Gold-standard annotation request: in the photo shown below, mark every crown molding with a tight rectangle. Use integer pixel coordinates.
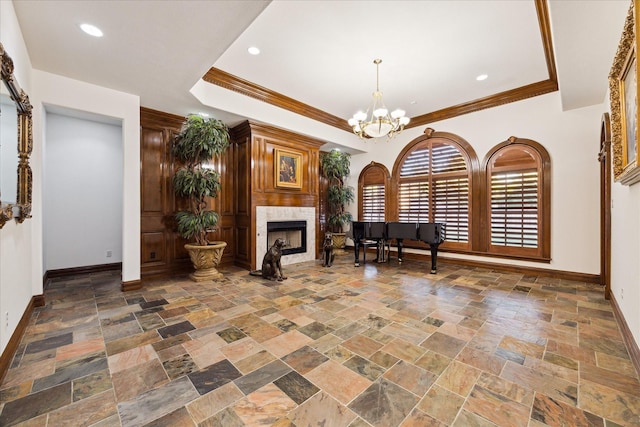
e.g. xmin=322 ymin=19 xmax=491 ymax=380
xmin=203 ymin=68 xmax=352 ymax=133
xmin=202 ymin=0 xmax=558 ymax=132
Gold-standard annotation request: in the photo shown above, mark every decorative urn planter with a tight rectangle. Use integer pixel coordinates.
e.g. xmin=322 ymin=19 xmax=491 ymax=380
xmin=184 ymin=241 xmax=227 ymax=282
xmin=331 ymin=232 xmax=347 ymax=250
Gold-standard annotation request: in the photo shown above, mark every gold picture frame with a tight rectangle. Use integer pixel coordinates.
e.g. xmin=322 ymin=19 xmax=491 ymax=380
xmin=609 ymin=1 xmax=640 ymax=185
xmin=275 ymin=148 xmax=302 ymax=189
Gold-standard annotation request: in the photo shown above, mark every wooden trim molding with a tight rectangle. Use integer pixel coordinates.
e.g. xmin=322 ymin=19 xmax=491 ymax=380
xmin=44 ymin=263 xmax=122 ymax=289
xmin=140 ymin=106 xmax=185 ymax=128
xmin=0 ymin=295 xmax=43 ymax=384
xmin=202 ymin=0 xmax=558 ymax=131
xmin=535 ymin=0 xmax=558 ymax=82
xmin=610 ymin=293 xmax=640 ymax=379
xmin=408 ymin=79 xmax=558 ymax=128
xmin=45 ymin=263 xmax=122 ymax=280
xmin=203 ymin=68 xmax=352 ymax=133
xmin=121 ymin=280 xmax=143 ymax=292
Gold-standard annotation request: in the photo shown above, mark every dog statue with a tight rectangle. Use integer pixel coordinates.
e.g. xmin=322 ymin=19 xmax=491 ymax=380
xmin=322 ymin=232 xmax=335 ymax=267
xmin=250 ymin=238 xmax=288 ymax=281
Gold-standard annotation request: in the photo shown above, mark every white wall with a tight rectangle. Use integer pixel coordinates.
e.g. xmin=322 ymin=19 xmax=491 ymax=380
xmin=0 ymin=0 xmax=35 ymax=355
xmin=32 ymin=71 xmax=140 ymax=283
xmin=1 ymin=0 xmax=140 ymax=357
xmin=43 ymin=113 xmax=123 ymax=271
xmin=347 ymin=92 xmax=602 ymax=275
xmin=610 ymin=175 xmax=640 ymax=356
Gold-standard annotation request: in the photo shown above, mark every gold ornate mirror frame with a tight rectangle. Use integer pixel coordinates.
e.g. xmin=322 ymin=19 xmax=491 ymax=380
xmin=609 ymin=1 xmax=640 ymax=185
xmin=0 ymin=42 xmax=33 ymax=229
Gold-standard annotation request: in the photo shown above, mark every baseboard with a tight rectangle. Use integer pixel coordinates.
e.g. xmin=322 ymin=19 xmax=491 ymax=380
xmin=45 ymin=262 xmax=122 ymax=279
xmin=609 ymin=293 xmax=640 ymax=379
xmin=121 ymin=279 xmax=143 ymax=292
xmin=435 ymin=255 xmax=600 ymax=284
xmin=0 ymin=294 xmax=43 ymax=384
xmin=44 ymin=263 xmax=123 ymax=290
xmin=347 ymin=245 xmax=600 ymax=284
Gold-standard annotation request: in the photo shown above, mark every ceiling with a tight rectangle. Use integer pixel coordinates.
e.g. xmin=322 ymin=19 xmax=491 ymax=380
xmin=11 ymin=0 xmax=630 ymax=147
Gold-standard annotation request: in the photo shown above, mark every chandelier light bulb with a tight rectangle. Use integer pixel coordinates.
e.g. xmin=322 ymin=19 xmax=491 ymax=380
xmin=354 ymin=111 xmax=367 ymax=121
xmin=373 ymin=108 xmax=388 ymax=118
xmin=391 ymin=109 xmax=405 ymax=119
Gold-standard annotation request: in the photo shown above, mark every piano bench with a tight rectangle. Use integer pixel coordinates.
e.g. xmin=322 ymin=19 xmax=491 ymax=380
xmin=354 ymin=240 xmax=376 ymax=267
xmin=355 ymin=239 xmax=390 ymax=266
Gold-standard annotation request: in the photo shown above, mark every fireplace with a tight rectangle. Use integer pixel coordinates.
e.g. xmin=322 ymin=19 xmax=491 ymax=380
xmin=267 ymin=221 xmax=307 ymax=256
xmin=256 ymin=206 xmax=316 ymax=267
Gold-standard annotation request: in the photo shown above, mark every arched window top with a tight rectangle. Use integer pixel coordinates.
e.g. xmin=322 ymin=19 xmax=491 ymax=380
xmin=483 ymin=136 xmax=550 ymax=173
xmin=393 ymin=128 xmax=479 ymax=179
xmin=359 ymin=161 xmax=391 ymax=184
xmin=491 ymin=146 xmax=537 ymax=169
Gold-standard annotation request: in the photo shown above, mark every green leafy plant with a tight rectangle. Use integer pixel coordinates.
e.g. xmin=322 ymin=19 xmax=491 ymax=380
xmin=320 ymin=149 xmax=355 ymax=233
xmin=173 ymin=115 xmax=229 ymax=246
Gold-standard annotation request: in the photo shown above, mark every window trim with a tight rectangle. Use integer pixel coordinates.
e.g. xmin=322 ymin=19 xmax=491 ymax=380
xmin=482 ymin=136 xmax=551 ymax=260
xmin=358 ymin=161 xmax=391 ymax=221
xmin=390 ymin=128 xmax=480 ymax=251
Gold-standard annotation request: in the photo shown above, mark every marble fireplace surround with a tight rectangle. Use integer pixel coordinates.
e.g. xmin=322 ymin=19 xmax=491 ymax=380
xmin=256 ymin=206 xmax=316 ymax=266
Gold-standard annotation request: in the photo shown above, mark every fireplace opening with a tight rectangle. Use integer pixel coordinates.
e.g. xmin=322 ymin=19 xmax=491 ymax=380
xmin=267 ymin=220 xmax=307 ymax=256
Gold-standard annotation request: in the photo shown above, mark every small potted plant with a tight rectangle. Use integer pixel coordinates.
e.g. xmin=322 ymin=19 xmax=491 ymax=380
xmin=320 ymin=149 xmax=355 ymax=249
xmin=173 ymin=114 xmax=230 ymax=281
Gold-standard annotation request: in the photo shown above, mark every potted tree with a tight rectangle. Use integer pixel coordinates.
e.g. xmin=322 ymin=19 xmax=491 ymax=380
xmin=173 ymin=114 xmax=230 ymax=281
xmin=320 ymin=149 xmax=355 ymax=249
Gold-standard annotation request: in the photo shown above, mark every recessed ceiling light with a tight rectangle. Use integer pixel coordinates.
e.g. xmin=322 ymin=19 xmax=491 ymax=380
xmin=476 ymin=74 xmax=488 ymax=81
xmin=80 ymin=23 xmax=103 ymax=37
xmin=248 ymin=46 xmax=260 ymax=55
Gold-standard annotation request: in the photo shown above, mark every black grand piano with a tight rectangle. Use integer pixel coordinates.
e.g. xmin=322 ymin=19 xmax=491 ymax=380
xmin=350 ymin=221 xmax=446 ymax=273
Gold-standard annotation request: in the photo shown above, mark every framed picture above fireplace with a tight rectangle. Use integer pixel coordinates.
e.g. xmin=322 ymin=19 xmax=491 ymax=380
xmin=275 ymin=148 xmax=302 ymax=189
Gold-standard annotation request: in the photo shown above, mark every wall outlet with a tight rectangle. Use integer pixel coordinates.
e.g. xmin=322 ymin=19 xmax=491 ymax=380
xmin=621 ymin=288 xmax=624 ymax=300
xmin=106 ymin=250 xmax=112 ymax=258
xmin=5 ymin=311 xmax=8 ymax=329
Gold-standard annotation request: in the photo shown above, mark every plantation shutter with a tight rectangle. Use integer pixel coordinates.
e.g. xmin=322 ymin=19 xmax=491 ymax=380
xmin=399 ymin=181 xmax=430 ymax=222
xmin=487 ymin=144 xmax=543 ymax=257
xmin=359 ymin=163 xmax=389 ymax=221
xmin=490 ymin=170 xmax=538 ymax=247
xmin=431 ymin=142 xmax=469 ymax=243
xmin=397 ymin=140 xmax=470 ymax=246
xmin=362 ymin=184 xmax=385 ymax=221
xmin=433 ymin=177 xmax=468 ymax=242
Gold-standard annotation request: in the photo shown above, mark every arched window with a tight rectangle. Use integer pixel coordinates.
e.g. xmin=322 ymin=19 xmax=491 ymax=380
xmin=392 ymin=129 xmax=478 ymax=250
xmin=358 ymin=162 xmax=390 ymax=221
xmin=484 ymin=137 xmax=550 ymax=259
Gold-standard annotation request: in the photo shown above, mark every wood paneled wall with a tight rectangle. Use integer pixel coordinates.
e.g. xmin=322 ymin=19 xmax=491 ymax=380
xmin=140 ymin=108 xmax=188 ymax=278
xmin=140 ymin=110 xmax=325 ymax=277
xmin=231 ymin=121 xmax=324 ymax=270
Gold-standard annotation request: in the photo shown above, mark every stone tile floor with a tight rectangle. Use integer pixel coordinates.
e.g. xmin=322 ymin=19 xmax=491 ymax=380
xmin=1 ymin=255 xmax=640 ymax=426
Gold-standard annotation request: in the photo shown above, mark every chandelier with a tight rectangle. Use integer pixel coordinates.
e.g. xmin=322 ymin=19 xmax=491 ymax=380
xmin=348 ymin=59 xmax=409 ymax=140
